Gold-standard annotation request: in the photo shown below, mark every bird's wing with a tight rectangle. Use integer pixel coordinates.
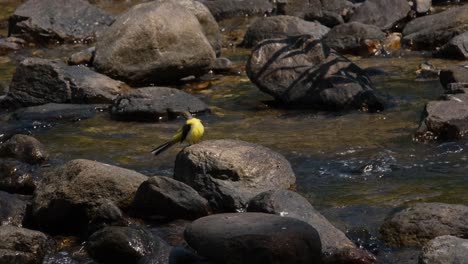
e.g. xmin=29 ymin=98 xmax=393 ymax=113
xmin=180 ymin=123 xmax=192 ymax=143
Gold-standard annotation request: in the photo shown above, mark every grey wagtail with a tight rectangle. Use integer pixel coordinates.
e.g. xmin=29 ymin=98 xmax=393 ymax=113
xmin=151 ymin=111 xmax=205 ymax=155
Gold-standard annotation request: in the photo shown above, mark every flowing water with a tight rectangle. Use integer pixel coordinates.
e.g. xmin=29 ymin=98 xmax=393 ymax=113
xmin=1 ymin=0 xmax=468 ymax=262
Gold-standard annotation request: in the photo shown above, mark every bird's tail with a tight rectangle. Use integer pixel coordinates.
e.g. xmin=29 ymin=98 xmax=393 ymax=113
xmin=150 ymin=139 xmax=177 ymax=156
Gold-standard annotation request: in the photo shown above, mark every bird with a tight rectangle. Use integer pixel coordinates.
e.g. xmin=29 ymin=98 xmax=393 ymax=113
xmin=150 ymin=111 xmax=205 ymax=156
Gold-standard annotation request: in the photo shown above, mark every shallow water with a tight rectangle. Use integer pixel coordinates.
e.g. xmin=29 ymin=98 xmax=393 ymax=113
xmin=1 ymin=0 xmax=468 ymax=262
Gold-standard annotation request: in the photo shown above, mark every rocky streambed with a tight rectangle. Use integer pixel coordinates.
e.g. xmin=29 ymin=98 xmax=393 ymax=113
xmin=1 ymin=0 xmax=468 ymax=264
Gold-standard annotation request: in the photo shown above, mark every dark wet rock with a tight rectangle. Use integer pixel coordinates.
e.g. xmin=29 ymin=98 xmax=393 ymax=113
xmin=197 ymin=0 xmax=273 ymax=20
xmin=349 ymin=0 xmax=410 ymax=30
xmin=0 ymin=191 xmax=30 ymax=226
xmin=242 ymin=15 xmax=329 ymax=48
xmin=0 ymin=159 xmax=39 ymax=194
xmin=68 ymin=47 xmax=95 ymax=66
xmin=412 ymin=0 xmax=432 ymax=13
xmin=185 ymin=213 xmax=322 ymax=264
xmin=403 ymin=5 xmax=468 ymax=50
xmin=209 ymin=57 xmax=233 ymax=73
xmin=94 ymin=1 xmax=215 ymax=86
xmin=132 ymin=176 xmax=210 ymax=221
xmin=168 ymin=245 xmax=212 ymax=264
xmin=419 ymin=235 xmax=468 ymax=264
xmin=0 ymin=225 xmax=50 ymax=264
xmin=439 ymin=66 xmax=468 ymax=90
xmin=415 ymin=93 xmax=468 ymax=141
xmin=42 ymin=252 xmax=82 ymax=264
xmin=111 ymin=87 xmax=208 ymax=122
xmin=246 ymin=35 xmax=386 ymax=112
xmin=10 ymin=103 xmax=109 ymax=123
xmin=380 ymin=203 xmax=468 ymax=247
xmin=278 ymin=0 xmax=323 ymax=20
xmin=174 ymin=139 xmax=296 ymax=212
xmin=323 ymin=22 xmax=386 ymax=56
xmin=87 ymin=226 xmax=171 ymax=264
xmin=433 ymin=32 xmax=468 ymax=60
xmin=247 ymin=190 xmax=376 ymax=264
xmin=31 ymin=159 xmax=147 ymax=235
xmin=310 ymin=0 xmax=355 ymax=27
xmin=0 ymin=134 xmax=48 ymax=164
xmin=87 ymin=200 xmax=126 ymax=236
xmin=3 ymin=58 xmax=128 ymax=109
xmin=8 ymin=0 xmax=114 ymax=44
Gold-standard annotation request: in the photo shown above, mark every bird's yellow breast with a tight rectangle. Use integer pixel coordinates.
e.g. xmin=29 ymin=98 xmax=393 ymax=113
xmin=186 ymin=118 xmax=204 ymax=144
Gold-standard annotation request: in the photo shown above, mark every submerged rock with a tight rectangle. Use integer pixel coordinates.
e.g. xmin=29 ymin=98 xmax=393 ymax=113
xmin=247 ymin=190 xmax=376 ymax=264
xmin=0 ymin=225 xmax=50 ymax=264
xmin=185 ymin=213 xmax=322 ymax=264
xmin=433 ymin=32 xmax=468 ymax=60
xmin=11 ymin=103 xmax=108 ymax=123
xmin=349 ymin=0 xmax=410 ymax=30
xmin=247 ymin=35 xmax=386 ymax=112
xmin=31 ymin=159 xmax=147 ymax=235
xmin=0 ymin=191 xmax=30 ymax=226
xmin=197 ymin=0 xmax=273 ymax=20
xmin=419 ymin=235 xmax=468 ymax=264
xmin=94 ymin=1 xmax=215 ymax=86
xmin=242 ymin=15 xmax=329 ymax=48
xmin=132 ymin=176 xmax=210 ymax=221
xmin=110 ymin=87 xmax=209 ymax=122
xmin=0 ymin=134 xmax=48 ymax=164
xmin=8 ymin=0 xmax=114 ymax=44
xmin=380 ymin=203 xmax=468 ymax=247
xmin=0 ymin=159 xmax=39 ymax=194
xmin=174 ymin=139 xmax=296 ymax=212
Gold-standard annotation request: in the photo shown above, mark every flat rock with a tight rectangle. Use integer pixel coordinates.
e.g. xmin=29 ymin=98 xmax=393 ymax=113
xmin=8 ymin=0 xmax=114 ymax=44
xmin=0 ymin=159 xmax=39 ymax=194
xmin=0 ymin=134 xmax=48 ymax=164
xmin=0 ymin=225 xmax=50 ymax=264
xmin=174 ymin=139 xmax=296 ymax=212
xmin=94 ymin=1 xmax=215 ymax=86
xmin=433 ymin=32 xmax=468 ymax=60
xmin=197 ymin=0 xmax=273 ymax=20
xmin=380 ymin=203 xmax=468 ymax=247
xmin=10 ymin=103 xmax=109 ymax=122
xmin=420 ymin=235 xmax=468 ymax=264
xmin=110 ymin=87 xmax=209 ymax=122
xmin=185 ymin=213 xmax=322 ymax=264
xmin=132 ymin=176 xmax=210 ymax=221
xmin=0 ymin=191 xmax=30 ymax=226
xmin=31 ymin=159 xmax=147 ymax=235
xmin=242 ymin=15 xmax=329 ymax=48
xmin=247 ymin=35 xmax=386 ymax=111
xmin=349 ymin=0 xmax=410 ymax=30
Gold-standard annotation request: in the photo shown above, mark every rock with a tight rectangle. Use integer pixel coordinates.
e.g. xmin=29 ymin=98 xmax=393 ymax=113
xmin=68 ymin=47 xmax=95 ymax=66
xmin=8 ymin=0 xmax=114 ymax=43
xmin=413 ymin=0 xmax=432 ymax=13
xmin=323 ymin=22 xmax=386 ymax=56
xmin=0 ymin=134 xmax=48 ymax=164
xmin=434 ymin=32 xmax=468 ymax=60
xmin=242 ymin=15 xmax=329 ymax=48
xmin=110 ymin=87 xmax=209 ymax=122
xmin=209 ymin=57 xmax=233 ymax=73
xmin=419 ymin=235 xmax=468 ymax=264
xmin=0 ymin=159 xmax=39 ymax=194
xmin=174 ymin=139 xmax=296 ymax=212
xmin=3 ymin=58 xmax=128 ymax=109
xmin=349 ymin=0 xmax=410 ymax=30
xmin=94 ymin=1 xmax=216 ymax=86
xmin=197 ymin=0 xmax=273 ymax=20
xmin=247 ymin=190 xmax=376 ymax=264
xmin=0 ymin=225 xmax=50 ymax=264
xmin=0 ymin=191 xmax=30 ymax=226
xmin=0 ymin=38 xmax=22 ymax=55
xmin=439 ymin=66 xmax=468 ymax=90
xmin=380 ymin=203 xmax=468 ymax=247
xmin=87 ymin=226 xmax=171 ymax=264
xmin=403 ymin=5 xmax=468 ymax=50
xmin=10 ymin=103 xmax=109 ymax=123
xmin=31 ymin=159 xmax=147 ymax=235
xmin=132 ymin=176 xmax=210 ymax=221
xmin=246 ymin=35 xmax=386 ymax=112
xmin=168 ymin=245 xmax=213 ymax=264
xmin=415 ymin=93 xmax=468 ymax=141
xmin=87 ymin=200 xmax=125 ymax=236
xmin=185 ymin=213 xmax=322 ymax=264
xmin=278 ymin=0 xmax=323 ymax=20
xmin=305 ymin=0 xmax=355 ymax=27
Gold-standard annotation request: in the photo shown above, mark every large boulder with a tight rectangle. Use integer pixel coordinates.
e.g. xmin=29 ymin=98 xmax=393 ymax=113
xmin=31 ymin=159 xmax=147 ymax=235
xmin=247 ymin=190 xmax=376 ymax=264
xmin=380 ymin=203 xmax=468 ymax=247
xmin=242 ymin=15 xmax=329 ymax=48
xmin=0 ymin=191 xmax=30 ymax=227
xmin=131 ymin=176 xmax=210 ymax=221
xmin=419 ymin=235 xmax=468 ymax=264
xmin=196 ymin=0 xmax=273 ymax=20
xmin=349 ymin=0 xmax=410 ymax=30
xmin=403 ymin=5 xmax=468 ymax=50
xmin=433 ymin=32 xmax=468 ymax=60
xmin=247 ymin=35 xmax=386 ymax=112
xmin=8 ymin=0 xmax=114 ymax=44
xmin=93 ymin=1 xmax=216 ymax=86
xmin=0 ymin=226 xmax=50 ymax=264
xmin=0 ymin=159 xmax=40 ymax=194
xmin=322 ymin=22 xmax=386 ymax=56
xmin=174 ymin=139 xmax=296 ymax=212
xmin=3 ymin=58 xmax=128 ymax=109
xmin=184 ymin=213 xmax=322 ymax=264
xmin=110 ymin=87 xmax=209 ymax=122
xmin=0 ymin=134 xmax=48 ymax=164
